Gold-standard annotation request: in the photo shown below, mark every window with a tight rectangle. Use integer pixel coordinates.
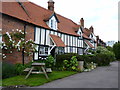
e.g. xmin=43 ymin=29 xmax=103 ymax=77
xmin=77 ymin=48 xmax=83 ymax=55
xmin=51 ymin=20 xmax=53 ymax=28
xmin=39 ymin=46 xmax=48 ymax=54
xmin=58 ymin=47 xmax=64 ymax=54
xmin=55 ymin=21 xmax=56 ymax=30
xmin=70 ymin=47 xmax=73 ymax=53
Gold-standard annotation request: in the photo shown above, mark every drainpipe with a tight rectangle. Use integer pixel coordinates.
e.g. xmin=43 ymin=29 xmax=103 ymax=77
xmin=22 ymin=23 xmax=27 ymax=65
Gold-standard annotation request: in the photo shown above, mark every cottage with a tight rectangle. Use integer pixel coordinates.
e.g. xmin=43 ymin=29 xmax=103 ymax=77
xmin=1 ymin=0 xmax=99 ymax=64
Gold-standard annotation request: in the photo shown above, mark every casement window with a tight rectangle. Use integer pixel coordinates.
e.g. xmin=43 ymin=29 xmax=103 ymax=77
xmin=58 ymin=47 xmax=64 ymax=54
xmin=55 ymin=21 xmax=57 ymax=30
xmin=51 ymin=20 xmax=53 ymax=28
xmin=70 ymin=47 xmax=73 ymax=53
xmin=77 ymin=48 xmax=83 ymax=55
xmin=39 ymin=46 xmax=49 ymax=54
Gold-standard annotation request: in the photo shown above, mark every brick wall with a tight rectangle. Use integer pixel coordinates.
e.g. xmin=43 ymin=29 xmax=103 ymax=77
xmin=2 ymin=14 xmax=34 ymax=64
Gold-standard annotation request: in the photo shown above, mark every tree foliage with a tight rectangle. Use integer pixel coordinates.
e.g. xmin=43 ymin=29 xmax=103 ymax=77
xmin=113 ymin=41 xmax=120 ymax=60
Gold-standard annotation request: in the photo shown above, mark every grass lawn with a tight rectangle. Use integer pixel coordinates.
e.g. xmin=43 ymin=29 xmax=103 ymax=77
xmin=2 ymin=71 xmax=77 ymax=87
xmin=0 ymin=80 xmax=2 ymax=86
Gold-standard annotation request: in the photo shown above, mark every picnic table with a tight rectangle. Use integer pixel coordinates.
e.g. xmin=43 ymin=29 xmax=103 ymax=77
xmin=24 ymin=63 xmax=49 ymax=79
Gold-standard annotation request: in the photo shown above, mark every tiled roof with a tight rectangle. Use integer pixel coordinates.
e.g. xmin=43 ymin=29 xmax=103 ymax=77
xmin=1 ymin=0 xmax=80 ymax=36
xmin=85 ymin=40 xmax=94 ymax=48
xmin=49 ymin=34 xmax=66 ymax=47
xmin=83 ymin=28 xmax=92 ymax=37
xmin=82 ymin=33 xmax=91 ymax=40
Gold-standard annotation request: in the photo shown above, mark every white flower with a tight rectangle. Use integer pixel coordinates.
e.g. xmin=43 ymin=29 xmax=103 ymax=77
xmin=21 ymin=38 xmax=24 ymax=41
xmin=25 ymin=32 xmax=27 ymax=34
xmin=21 ymin=32 xmax=24 ymax=34
xmin=4 ymin=47 xmax=7 ymax=49
xmin=12 ymin=44 xmax=15 ymax=47
xmin=3 ymin=56 xmax=6 ymax=59
xmin=16 ymin=40 xmax=21 ymax=47
xmin=30 ymin=39 xmax=33 ymax=41
xmin=16 ymin=29 xmax=19 ymax=31
xmin=24 ymin=51 xmax=27 ymax=53
xmin=10 ymin=51 xmax=12 ymax=53
xmin=19 ymin=30 xmax=22 ymax=32
xmin=12 ymin=29 xmax=14 ymax=32
xmin=18 ymin=47 xmax=20 ymax=51
xmin=12 ymin=41 xmax=15 ymax=43
xmin=3 ymin=43 xmax=6 ymax=46
xmin=2 ymin=54 xmax=5 ymax=56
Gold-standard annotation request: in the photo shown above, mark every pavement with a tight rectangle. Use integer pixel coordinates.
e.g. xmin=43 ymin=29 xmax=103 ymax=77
xmin=33 ymin=61 xmax=119 ymax=88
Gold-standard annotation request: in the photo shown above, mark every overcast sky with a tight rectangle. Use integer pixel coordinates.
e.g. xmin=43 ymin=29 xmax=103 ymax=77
xmin=29 ymin=0 xmax=119 ymax=42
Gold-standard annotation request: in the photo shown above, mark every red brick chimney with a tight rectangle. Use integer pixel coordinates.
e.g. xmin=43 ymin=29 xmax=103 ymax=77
xmin=80 ymin=18 xmax=84 ymax=27
xmin=48 ymin=0 xmax=55 ymax=11
xmin=89 ymin=26 xmax=94 ymax=33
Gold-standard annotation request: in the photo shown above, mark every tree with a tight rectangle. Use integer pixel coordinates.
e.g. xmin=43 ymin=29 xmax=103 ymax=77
xmin=113 ymin=42 xmax=120 ymax=60
xmin=106 ymin=46 xmax=113 ymax=52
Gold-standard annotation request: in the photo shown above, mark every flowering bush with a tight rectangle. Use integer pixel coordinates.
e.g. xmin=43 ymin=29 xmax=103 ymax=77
xmin=2 ymin=29 xmax=36 ymax=59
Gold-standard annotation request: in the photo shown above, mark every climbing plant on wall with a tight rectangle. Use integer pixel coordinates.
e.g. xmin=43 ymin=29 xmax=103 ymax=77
xmin=2 ymin=29 xmax=36 ymax=59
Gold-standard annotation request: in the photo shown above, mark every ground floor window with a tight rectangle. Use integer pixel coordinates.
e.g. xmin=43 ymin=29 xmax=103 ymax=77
xmin=77 ymin=48 xmax=83 ymax=55
xmin=57 ymin=47 xmax=64 ymax=54
xmin=70 ymin=47 xmax=73 ymax=53
xmin=39 ymin=46 xmax=49 ymax=54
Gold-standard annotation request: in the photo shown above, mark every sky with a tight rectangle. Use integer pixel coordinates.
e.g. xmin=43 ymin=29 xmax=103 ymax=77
xmin=29 ymin=0 xmax=119 ymax=42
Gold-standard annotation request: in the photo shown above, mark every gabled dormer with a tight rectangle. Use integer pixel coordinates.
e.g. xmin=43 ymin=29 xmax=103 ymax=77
xmin=89 ymin=26 xmax=97 ymax=41
xmin=77 ymin=27 xmax=82 ymax=37
xmin=44 ymin=0 xmax=60 ymax=30
xmin=44 ymin=12 xmax=59 ymax=30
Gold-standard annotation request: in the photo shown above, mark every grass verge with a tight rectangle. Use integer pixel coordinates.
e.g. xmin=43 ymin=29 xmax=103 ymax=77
xmin=2 ymin=71 xmax=77 ymax=87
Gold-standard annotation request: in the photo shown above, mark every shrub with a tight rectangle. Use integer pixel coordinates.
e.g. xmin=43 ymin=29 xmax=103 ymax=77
xmin=15 ymin=64 xmax=27 ymax=75
xmin=95 ymin=53 xmax=110 ymax=66
xmin=15 ymin=61 xmax=33 ymax=75
xmin=106 ymin=46 xmax=113 ymax=52
xmin=56 ymin=53 xmax=78 ymax=68
xmin=113 ymin=42 xmax=120 ymax=60
xmin=45 ymin=55 xmax=55 ymax=68
xmin=2 ymin=61 xmax=16 ymax=79
xmin=63 ymin=56 xmax=78 ymax=71
xmin=94 ymin=46 xmax=115 ymax=66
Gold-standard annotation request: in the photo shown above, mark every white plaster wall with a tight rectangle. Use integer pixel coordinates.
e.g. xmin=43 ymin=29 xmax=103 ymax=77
xmin=41 ymin=29 xmax=45 ymax=45
xmin=70 ymin=36 xmax=72 ymax=46
xmin=64 ymin=35 xmax=66 ymax=45
xmin=34 ymin=45 xmax=39 ymax=60
xmin=73 ymin=37 xmax=75 ymax=46
xmin=35 ymin=27 xmax=40 ymax=44
xmin=68 ymin=35 xmax=70 ymax=46
xmin=46 ymin=30 xmax=50 ymax=45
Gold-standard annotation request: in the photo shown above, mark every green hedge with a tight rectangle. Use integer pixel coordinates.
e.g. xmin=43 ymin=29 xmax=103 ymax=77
xmin=56 ymin=51 xmax=115 ymax=68
xmin=2 ymin=62 xmax=16 ymax=79
xmin=56 ymin=53 xmax=96 ymax=68
xmin=56 ymin=53 xmax=78 ymax=68
xmin=2 ymin=61 xmax=32 ymax=79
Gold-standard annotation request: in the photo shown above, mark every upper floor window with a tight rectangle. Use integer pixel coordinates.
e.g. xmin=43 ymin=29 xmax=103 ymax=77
xmin=51 ymin=20 xmax=53 ymax=28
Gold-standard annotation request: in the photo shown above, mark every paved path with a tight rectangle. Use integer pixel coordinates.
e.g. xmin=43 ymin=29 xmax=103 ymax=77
xmin=34 ymin=61 xmax=119 ymax=88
